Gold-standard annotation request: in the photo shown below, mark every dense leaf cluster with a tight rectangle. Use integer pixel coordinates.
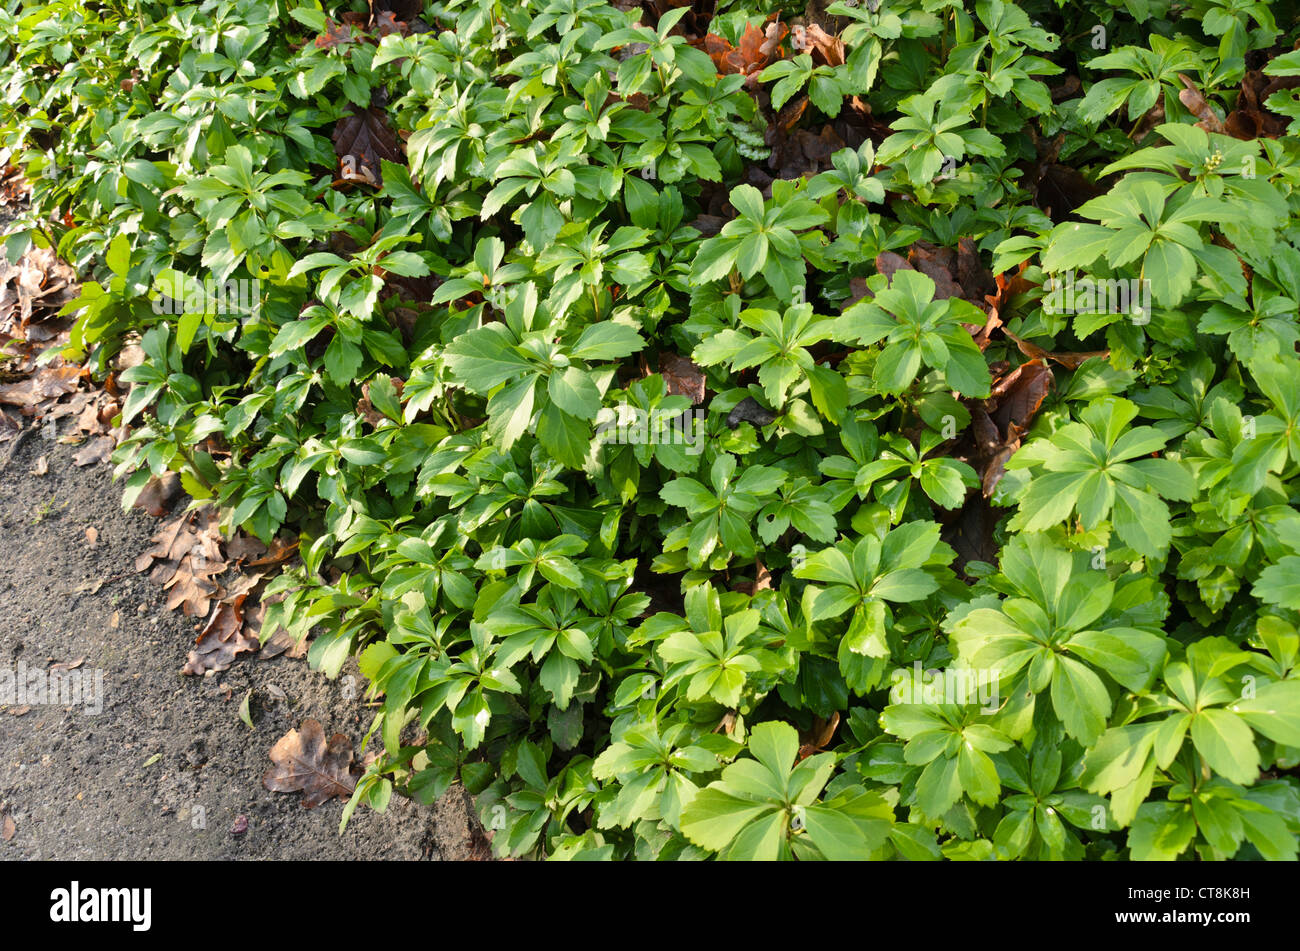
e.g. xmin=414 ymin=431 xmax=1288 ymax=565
xmin=3 ymin=0 xmax=1300 ymax=859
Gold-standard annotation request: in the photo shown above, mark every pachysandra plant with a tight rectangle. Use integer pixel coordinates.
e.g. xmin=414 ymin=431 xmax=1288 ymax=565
xmin=3 ymin=0 xmax=1299 ymax=861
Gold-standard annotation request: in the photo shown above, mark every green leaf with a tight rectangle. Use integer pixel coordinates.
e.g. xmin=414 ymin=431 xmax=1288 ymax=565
xmin=1190 ymin=708 xmax=1260 ymax=785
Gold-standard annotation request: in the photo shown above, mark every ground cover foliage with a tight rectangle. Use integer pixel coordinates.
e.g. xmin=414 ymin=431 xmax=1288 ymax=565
xmin=3 ymin=0 xmax=1300 ymax=859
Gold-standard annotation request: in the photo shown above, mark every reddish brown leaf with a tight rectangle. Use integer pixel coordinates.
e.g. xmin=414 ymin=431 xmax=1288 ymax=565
xmin=980 ymin=421 xmax=1024 ymax=499
xmin=658 ymin=352 xmax=706 ymax=405
xmin=314 ymin=18 xmax=362 ymax=50
xmin=688 ymin=213 xmax=727 ymax=237
xmin=955 ymin=237 xmax=996 ymax=302
xmin=332 ymin=106 xmax=403 ymax=187
xmin=247 ymin=535 xmax=298 ymax=568
xmin=874 ymin=251 xmax=913 ymax=286
xmin=370 ymin=0 xmax=423 ymax=20
xmin=263 ymin=719 xmax=358 ymax=808
xmin=1002 ymin=328 xmax=1107 ymax=370
xmin=909 ymin=242 xmax=964 ymax=300
xmin=844 ymin=276 xmax=871 ymax=309
xmin=259 ymin=628 xmax=309 ymax=661
xmin=1050 ymin=75 xmax=1082 ymax=103
xmin=989 ymin=359 xmax=1053 ymax=438
xmin=0 ymin=365 xmax=81 ymax=409
xmin=941 ymin=493 xmax=1001 ymax=574
xmin=793 ymin=23 xmax=845 ymax=68
xmin=132 ymin=472 xmax=183 ymax=518
xmin=182 ymin=594 xmax=258 ymax=676
xmin=1178 ymin=74 xmax=1226 ymax=135
xmin=71 ymin=435 xmax=114 ymax=467
xmin=137 ymin=511 xmax=227 ymax=616
xmin=375 ymin=10 xmax=408 ymax=37
xmin=797 ymin=712 xmax=840 ymax=761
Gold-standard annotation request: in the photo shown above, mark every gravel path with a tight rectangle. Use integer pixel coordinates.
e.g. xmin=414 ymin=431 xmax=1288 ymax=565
xmin=0 ymin=434 xmax=480 ymax=860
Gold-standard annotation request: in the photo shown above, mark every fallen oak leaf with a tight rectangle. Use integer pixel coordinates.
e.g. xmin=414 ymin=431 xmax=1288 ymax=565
xmin=989 ymin=360 xmax=1053 ymax=438
xmin=259 ymin=628 xmax=309 ymax=660
xmin=332 ymin=105 xmax=403 ymax=187
xmin=658 ymin=352 xmax=707 ymax=405
xmin=726 ymin=396 xmax=777 ymax=429
xmin=71 ymin=435 xmax=114 ymax=467
xmin=182 ymin=594 xmax=258 ymax=676
xmin=1001 ymin=328 xmax=1107 ymax=370
xmin=132 ymin=472 xmax=183 ymax=517
xmin=314 ymin=18 xmax=363 ymax=50
xmin=162 ymin=551 xmax=225 ymax=616
xmin=0 ymin=365 xmax=81 ymax=409
xmin=246 ymin=535 xmax=298 ymax=567
xmin=797 ymin=711 xmax=840 ymax=761
xmin=263 ymin=719 xmax=358 ymax=808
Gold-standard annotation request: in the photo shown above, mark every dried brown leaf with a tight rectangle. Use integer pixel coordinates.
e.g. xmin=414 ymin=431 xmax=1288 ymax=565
xmin=658 ymin=353 xmax=706 ymax=405
xmin=132 ymin=472 xmax=183 ymax=518
xmin=332 ymin=106 xmax=403 ymax=187
xmin=72 ymin=435 xmax=114 ymax=467
xmin=1178 ymin=74 xmax=1226 ymax=135
xmin=0 ymin=365 xmax=81 ymax=409
xmin=182 ymin=595 xmax=257 ymax=676
xmin=263 ymin=719 xmax=358 ymax=808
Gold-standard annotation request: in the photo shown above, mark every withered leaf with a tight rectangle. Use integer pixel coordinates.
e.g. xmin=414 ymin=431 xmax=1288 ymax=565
xmin=71 ymin=435 xmax=114 ymax=467
xmin=0 ymin=365 xmax=81 ymax=409
xmin=375 ymin=10 xmax=408 ymax=37
xmin=874 ymin=251 xmax=913 ymax=286
xmin=247 ymin=535 xmax=298 ymax=567
xmin=314 ymin=18 xmax=362 ymax=50
xmin=982 ymin=422 xmax=1023 ymax=499
xmin=259 ymin=628 xmax=309 ymax=661
xmin=332 ymin=106 xmax=403 ymax=187
xmin=942 ymin=493 xmax=1001 ymax=575
xmin=687 ymin=213 xmax=727 ymax=237
xmin=989 ymin=359 xmax=1054 ymax=437
xmin=844 ymin=276 xmax=871 ymax=309
xmin=263 ymin=719 xmax=358 ymax=808
xmin=223 ymin=531 xmax=267 ymax=564
xmin=704 ymin=18 xmax=787 ymax=84
xmin=1178 ymin=74 xmax=1226 ymax=135
xmin=182 ymin=594 xmax=258 ymax=676
xmin=132 ymin=472 xmax=183 ymax=518
xmin=793 ymin=24 xmax=844 ymax=69
xmin=1002 ymin=328 xmax=1107 ymax=370
xmin=163 ymin=558 xmax=224 ymax=617
xmin=909 ymin=243 xmax=965 ymax=300
xmin=137 ymin=511 xmax=227 ymax=616
xmin=370 ymin=0 xmax=422 ymax=20
xmin=658 ymin=353 xmax=706 ymax=405
xmin=797 ymin=712 xmax=840 ymax=761
xmin=726 ymin=396 xmax=777 ymax=429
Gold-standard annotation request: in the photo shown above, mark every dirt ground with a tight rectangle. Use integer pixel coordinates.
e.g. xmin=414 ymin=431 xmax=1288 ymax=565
xmin=0 ymin=433 xmax=480 ymax=860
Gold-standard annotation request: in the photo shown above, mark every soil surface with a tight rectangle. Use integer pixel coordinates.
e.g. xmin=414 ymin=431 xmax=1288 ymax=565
xmin=0 ymin=433 xmax=480 ymax=860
